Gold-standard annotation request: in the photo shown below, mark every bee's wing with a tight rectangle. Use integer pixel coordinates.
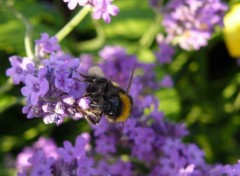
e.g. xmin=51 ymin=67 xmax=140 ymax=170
xmin=84 ymin=111 xmax=101 ymax=125
xmin=87 ymin=66 xmax=105 ymax=78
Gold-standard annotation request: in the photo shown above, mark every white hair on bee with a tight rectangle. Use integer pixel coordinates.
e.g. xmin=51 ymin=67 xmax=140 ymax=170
xmin=87 ymin=66 xmax=105 ymax=78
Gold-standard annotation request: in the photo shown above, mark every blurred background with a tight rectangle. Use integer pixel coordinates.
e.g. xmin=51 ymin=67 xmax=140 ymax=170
xmin=0 ymin=0 xmax=239 ymax=175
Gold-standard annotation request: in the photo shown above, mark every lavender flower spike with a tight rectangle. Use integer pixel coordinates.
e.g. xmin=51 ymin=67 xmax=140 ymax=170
xmin=162 ymin=0 xmax=228 ymax=50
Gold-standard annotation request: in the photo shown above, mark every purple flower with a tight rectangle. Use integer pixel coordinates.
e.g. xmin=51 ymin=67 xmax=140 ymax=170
xmin=35 ymin=33 xmax=60 ymax=55
xmin=179 ymin=164 xmax=196 ymax=175
xmin=92 ymin=0 xmax=119 ymax=23
xmin=210 ymin=161 xmax=240 ymax=176
xmin=77 ymin=54 xmax=93 ymax=75
xmin=123 ymin=118 xmax=137 ymax=135
xmin=184 ymin=144 xmax=205 ymax=166
xmin=68 ymin=81 xmax=85 ymax=98
xmin=155 ymin=43 xmax=175 ymax=64
xmin=131 ymin=127 xmax=155 ymax=161
xmin=53 ymin=58 xmax=81 ymax=93
xmin=149 ymin=0 xmax=162 ymax=8
xmin=17 ymin=150 xmax=54 ymax=176
xmin=16 ymin=147 xmax=34 ymax=171
xmin=77 ymin=155 xmax=98 ymax=176
xmin=6 ymin=34 xmax=90 ymax=125
xmin=137 ymin=63 xmax=160 ymax=91
xmin=63 ymin=0 xmax=89 ymax=10
xmin=22 ymin=98 xmax=43 ymax=119
xmin=155 ymin=35 xmax=175 ymax=64
xmin=160 ymin=74 xmax=174 ymax=88
xmin=21 ymin=68 xmax=49 ymax=105
xmin=41 ymin=54 xmax=64 ymax=68
xmin=43 ymin=113 xmax=60 ymax=124
xmin=57 ymin=135 xmax=87 ymax=163
xmin=16 ymin=137 xmax=58 ymax=173
xmin=77 ymin=98 xmax=90 ymax=109
xmin=108 ymin=160 xmax=132 ymax=176
xmin=6 ymin=56 xmax=33 ymax=85
xmin=63 ymin=0 xmax=119 ymax=23
xmin=97 ymin=160 xmax=110 ymax=175
xmin=93 ymin=118 xmax=109 ymax=136
xmin=54 ymin=73 xmax=74 ymax=93
xmin=28 ymin=151 xmax=54 ymax=176
xmin=99 ymin=45 xmax=137 ymax=88
xmin=21 ymin=51 xmax=86 ymax=123
xmin=162 ymin=0 xmax=228 ymax=50
xmin=31 ymin=138 xmax=58 ymax=159
xmin=95 ymin=135 xmax=116 ymax=155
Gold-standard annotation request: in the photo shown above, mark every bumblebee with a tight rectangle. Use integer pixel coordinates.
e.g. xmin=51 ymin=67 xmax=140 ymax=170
xmin=76 ymin=66 xmax=134 ymax=125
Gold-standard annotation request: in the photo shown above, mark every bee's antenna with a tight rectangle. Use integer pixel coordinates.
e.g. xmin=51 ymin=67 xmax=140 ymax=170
xmin=79 ymin=73 xmax=89 ymax=78
xmin=126 ymin=67 xmax=135 ymax=94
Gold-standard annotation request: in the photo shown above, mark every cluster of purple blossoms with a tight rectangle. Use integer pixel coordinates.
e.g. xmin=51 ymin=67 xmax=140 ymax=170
xmin=16 ymin=113 xmax=240 ymax=175
xmin=210 ymin=162 xmax=240 ymax=175
xmin=159 ymin=0 xmax=228 ymax=51
xmin=6 ymin=33 xmax=93 ymax=125
xmin=13 ymin=106 xmax=212 ymax=176
xmin=63 ymin=0 xmax=119 ymax=23
xmin=17 ymin=133 xmax=98 ymax=176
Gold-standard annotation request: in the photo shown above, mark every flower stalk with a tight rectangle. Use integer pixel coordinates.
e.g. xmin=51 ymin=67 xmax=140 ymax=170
xmin=55 ymin=6 xmax=91 ymax=42
xmin=139 ymin=15 xmax=162 ymax=48
xmin=5 ymin=2 xmax=34 ymax=58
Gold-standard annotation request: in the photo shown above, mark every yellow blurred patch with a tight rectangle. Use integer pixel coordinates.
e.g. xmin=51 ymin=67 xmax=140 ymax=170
xmin=224 ymin=4 xmax=240 ymax=58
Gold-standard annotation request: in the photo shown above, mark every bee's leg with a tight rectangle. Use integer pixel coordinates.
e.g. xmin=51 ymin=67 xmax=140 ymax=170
xmin=86 ymin=110 xmax=102 ymax=124
xmin=79 ymin=73 xmax=88 ymax=78
xmin=85 ymin=78 xmax=109 ymax=84
xmin=84 ymin=114 xmax=99 ymax=125
xmin=83 ymin=92 xmax=103 ymax=98
xmin=76 ymin=110 xmax=98 ymax=125
xmin=89 ymin=103 xmax=102 ymax=109
xmin=75 ymin=105 xmax=101 ymax=125
xmin=79 ymin=73 xmax=109 ymax=83
xmin=78 ymin=74 xmax=96 ymax=83
xmin=93 ymin=78 xmax=109 ymax=83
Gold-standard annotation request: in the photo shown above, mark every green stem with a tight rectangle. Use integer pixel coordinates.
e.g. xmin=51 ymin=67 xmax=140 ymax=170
xmin=15 ymin=11 xmax=34 ymax=58
xmin=5 ymin=2 xmax=34 ymax=58
xmin=139 ymin=15 xmax=162 ymax=48
xmin=75 ymin=19 xmax=105 ymax=51
xmin=0 ymin=78 xmax=13 ymax=96
xmin=233 ymin=90 xmax=240 ymax=111
xmin=55 ymin=6 xmax=91 ymax=42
